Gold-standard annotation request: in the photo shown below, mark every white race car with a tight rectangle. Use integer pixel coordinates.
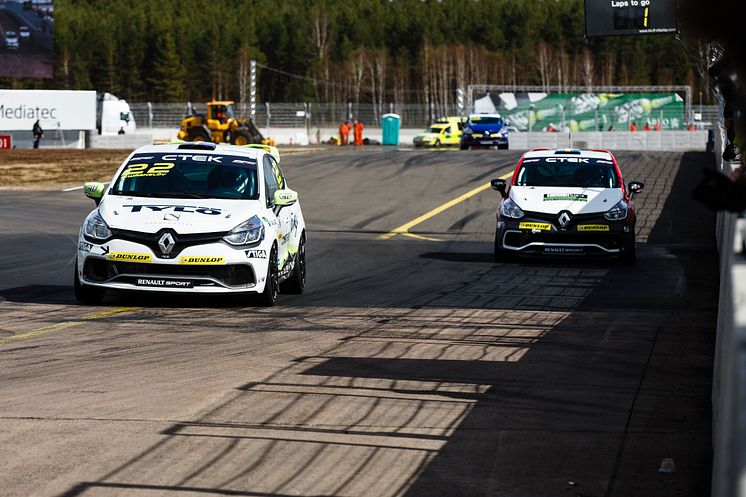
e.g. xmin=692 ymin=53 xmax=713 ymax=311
xmin=491 ymin=148 xmax=644 ymax=263
xmin=75 ymin=142 xmax=306 ymax=306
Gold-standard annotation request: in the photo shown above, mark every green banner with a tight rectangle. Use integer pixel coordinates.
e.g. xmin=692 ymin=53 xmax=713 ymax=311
xmin=475 ymin=93 xmax=685 ymax=131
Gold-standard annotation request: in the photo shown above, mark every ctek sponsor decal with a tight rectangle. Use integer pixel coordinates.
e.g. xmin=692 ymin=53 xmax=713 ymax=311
xmin=160 ymin=154 xmax=223 ymax=162
xmin=544 ymin=157 xmax=589 ymax=163
xmin=519 ymin=222 xmax=552 ymax=231
xmin=543 ymin=194 xmax=588 ymax=202
xmin=245 ymin=249 xmax=267 ymax=259
xmin=179 ymin=256 xmax=225 ymax=265
xmin=124 ymin=205 xmax=222 ymax=215
xmin=577 ymin=224 xmax=610 ymax=232
xmin=108 ymin=252 xmax=152 ymax=262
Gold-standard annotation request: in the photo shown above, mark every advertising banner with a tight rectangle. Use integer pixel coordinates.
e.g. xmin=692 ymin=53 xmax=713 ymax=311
xmin=0 ymin=90 xmax=96 ymax=131
xmin=474 ymin=92 xmax=685 ymax=131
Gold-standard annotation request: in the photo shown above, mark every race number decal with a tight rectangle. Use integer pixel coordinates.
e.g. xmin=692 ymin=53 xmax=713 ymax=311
xmin=121 ymin=162 xmax=175 ymax=178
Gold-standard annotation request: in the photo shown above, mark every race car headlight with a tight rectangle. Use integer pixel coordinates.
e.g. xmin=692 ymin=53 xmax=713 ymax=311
xmin=83 ymin=210 xmax=112 ymax=240
xmin=603 ymin=200 xmax=629 ymax=221
xmin=499 ymin=199 xmax=524 ymax=219
xmin=463 ymin=127 xmax=473 ymax=134
xmin=223 ymin=215 xmax=264 ymax=246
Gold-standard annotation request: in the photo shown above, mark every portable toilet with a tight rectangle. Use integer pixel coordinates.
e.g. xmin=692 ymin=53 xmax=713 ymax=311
xmin=382 ymin=113 xmax=401 ymax=146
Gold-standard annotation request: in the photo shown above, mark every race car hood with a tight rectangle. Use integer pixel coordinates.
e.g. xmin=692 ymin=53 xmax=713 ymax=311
xmin=98 ymin=196 xmax=262 ymax=234
xmin=468 ymin=123 xmax=505 ymax=133
xmin=510 ymin=186 xmax=623 ymax=215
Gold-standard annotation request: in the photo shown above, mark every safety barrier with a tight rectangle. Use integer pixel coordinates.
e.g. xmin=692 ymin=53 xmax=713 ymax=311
xmin=710 ymin=124 xmax=746 ymax=497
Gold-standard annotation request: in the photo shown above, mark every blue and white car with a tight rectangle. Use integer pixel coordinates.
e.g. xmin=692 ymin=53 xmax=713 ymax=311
xmin=74 ymin=142 xmax=306 ymax=306
xmin=460 ymin=113 xmax=509 ymax=150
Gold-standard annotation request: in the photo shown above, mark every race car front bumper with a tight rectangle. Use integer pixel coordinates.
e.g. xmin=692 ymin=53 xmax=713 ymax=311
xmin=462 ymin=133 xmax=508 ymax=147
xmin=77 ymin=234 xmax=271 ymax=294
xmin=496 ymin=213 xmax=633 ymax=256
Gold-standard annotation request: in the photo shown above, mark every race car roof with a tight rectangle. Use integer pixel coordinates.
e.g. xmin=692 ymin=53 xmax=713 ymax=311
xmin=469 ymin=113 xmax=502 ymax=119
xmin=523 ymin=148 xmax=613 ymax=161
xmin=130 ymin=143 xmax=263 ymax=160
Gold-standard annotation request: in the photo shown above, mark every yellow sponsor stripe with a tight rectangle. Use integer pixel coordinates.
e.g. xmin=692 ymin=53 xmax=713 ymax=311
xmin=179 ymin=256 xmax=225 ymax=265
xmin=379 ymin=171 xmax=513 ymax=241
xmin=107 ymin=252 xmax=152 ymax=263
xmin=0 ymin=306 xmax=141 ymax=347
xmin=519 ymin=222 xmax=552 ymax=231
xmin=577 ymin=224 xmax=610 ymax=232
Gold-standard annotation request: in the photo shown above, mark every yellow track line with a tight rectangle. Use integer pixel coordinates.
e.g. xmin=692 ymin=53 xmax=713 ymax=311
xmin=0 ymin=306 xmax=141 ymax=347
xmin=379 ymin=171 xmax=513 ymax=241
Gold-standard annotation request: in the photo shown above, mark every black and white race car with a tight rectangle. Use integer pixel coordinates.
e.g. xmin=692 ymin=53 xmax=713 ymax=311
xmin=491 ymin=148 xmax=644 ymax=263
xmin=75 ymin=142 xmax=306 ymax=306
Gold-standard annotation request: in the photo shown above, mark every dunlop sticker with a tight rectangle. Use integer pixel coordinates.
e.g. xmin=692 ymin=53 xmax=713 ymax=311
xmin=107 ymin=252 xmax=152 ymax=263
xmin=179 ymin=256 xmax=225 ymax=265
xmin=577 ymin=224 xmax=610 ymax=232
xmin=518 ymin=222 xmax=551 ymax=231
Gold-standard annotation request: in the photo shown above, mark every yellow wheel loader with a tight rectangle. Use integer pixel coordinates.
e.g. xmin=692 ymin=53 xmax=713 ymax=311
xmin=177 ymin=101 xmax=264 ymax=145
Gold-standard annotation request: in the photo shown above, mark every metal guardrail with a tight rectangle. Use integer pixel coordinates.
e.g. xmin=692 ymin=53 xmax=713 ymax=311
xmin=129 ymin=102 xmax=721 ymax=131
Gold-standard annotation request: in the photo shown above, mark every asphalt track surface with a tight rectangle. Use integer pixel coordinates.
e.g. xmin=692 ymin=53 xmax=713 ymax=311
xmin=0 ymin=148 xmax=717 ymax=497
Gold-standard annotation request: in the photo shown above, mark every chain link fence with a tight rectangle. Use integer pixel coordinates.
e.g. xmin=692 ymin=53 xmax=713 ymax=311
xmin=130 ymin=102 xmax=721 ymax=131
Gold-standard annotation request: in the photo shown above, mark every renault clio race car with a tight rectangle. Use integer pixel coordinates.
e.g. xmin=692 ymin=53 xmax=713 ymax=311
xmin=74 ymin=142 xmax=306 ymax=306
xmin=491 ymin=149 xmax=644 ymax=263
xmin=460 ymin=114 xmax=509 ymax=149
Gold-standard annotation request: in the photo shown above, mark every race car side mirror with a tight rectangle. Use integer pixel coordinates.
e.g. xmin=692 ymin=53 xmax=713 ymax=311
xmin=628 ymin=181 xmax=645 ymax=196
xmin=491 ymin=178 xmax=509 ymax=198
xmin=273 ymin=188 xmax=298 ymax=207
xmin=83 ymin=182 xmax=106 ymax=206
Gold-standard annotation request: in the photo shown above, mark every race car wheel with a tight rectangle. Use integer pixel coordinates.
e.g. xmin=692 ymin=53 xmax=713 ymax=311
xmin=494 ymin=231 xmax=515 ymax=263
xmin=73 ymin=261 xmax=105 ymax=304
xmin=619 ymin=229 xmax=637 ymax=265
xmin=434 ymin=139 xmax=441 ymax=148
xmin=257 ymin=246 xmax=279 ymax=306
xmin=280 ymin=235 xmax=306 ymax=294
xmin=460 ymin=141 xmax=468 ymax=150
xmin=498 ymin=144 xmax=509 ymax=150
xmin=188 ymin=127 xmax=210 ymax=142
xmin=231 ymin=129 xmax=252 ymax=146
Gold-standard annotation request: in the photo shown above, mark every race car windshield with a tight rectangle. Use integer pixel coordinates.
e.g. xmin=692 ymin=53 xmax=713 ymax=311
xmin=515 ymin=157 xmax=620 ymax=188
xmin=470 ymin=117 xmax=503 ymax=125
xmin=111 ymin=154 xmax=259 ymax=200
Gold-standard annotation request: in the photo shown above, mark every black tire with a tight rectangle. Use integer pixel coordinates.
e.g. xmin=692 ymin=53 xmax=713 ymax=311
xmin=494 ymin=231 xmax=515 ymax=263
xmin=280 ymin=235 xmax=306 ymax=294
xmin=74 ymin=261 xmax=105 ymax=304
xmin=619 ymin=230 xmax=637 ymax=265
xmin=434 ymin=139 xmax=441 ymax=148
xmin=498 ymin=143 xmax=509 ymax=150
xmin=257 ymin=246 xmax=279 ymax=306
xmin=231 ymin=129 xmax=252 ymax=146
xmin=188 ymin=126 xmax=210 ymax=142
xmin=460 ymin=141 xmax=469 ymax=150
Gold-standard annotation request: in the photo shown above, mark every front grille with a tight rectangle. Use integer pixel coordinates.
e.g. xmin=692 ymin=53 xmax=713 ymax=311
xmin=84 ymin=259 xmax=255 ymax=287
xmin=504 ymin=231 xmax=623 ymax=250
xmin=109 ymin=228 xmax=226 ymax=259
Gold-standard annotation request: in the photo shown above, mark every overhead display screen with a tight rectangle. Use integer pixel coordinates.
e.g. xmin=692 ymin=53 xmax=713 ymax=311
xmin=585 ymin=0 xmax=678 ymax=37
xmin=0 ymin=0 xmax=54 ymax=78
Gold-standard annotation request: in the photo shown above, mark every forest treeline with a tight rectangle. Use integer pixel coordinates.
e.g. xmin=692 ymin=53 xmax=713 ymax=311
xmin=4 ymin=0 xmax=698 ymax=106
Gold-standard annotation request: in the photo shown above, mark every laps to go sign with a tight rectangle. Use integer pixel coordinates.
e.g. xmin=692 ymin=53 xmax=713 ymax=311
xmin=584 ymin=0 xmax=678 ymax=37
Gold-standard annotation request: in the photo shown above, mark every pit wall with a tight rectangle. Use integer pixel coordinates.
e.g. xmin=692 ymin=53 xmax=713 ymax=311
xmin=711 ymin=125 xmax=746 ymax=497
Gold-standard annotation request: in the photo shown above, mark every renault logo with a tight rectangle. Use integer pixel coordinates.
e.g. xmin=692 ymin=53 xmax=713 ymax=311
xmin=558 ymin=211 xmax=572 ymax=228
xmin=158 ymin=232 xmax=176 ymax=254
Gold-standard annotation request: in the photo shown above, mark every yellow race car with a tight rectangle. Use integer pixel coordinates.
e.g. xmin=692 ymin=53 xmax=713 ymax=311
xmin=413 ymin=117 xmax=464 ymax=148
